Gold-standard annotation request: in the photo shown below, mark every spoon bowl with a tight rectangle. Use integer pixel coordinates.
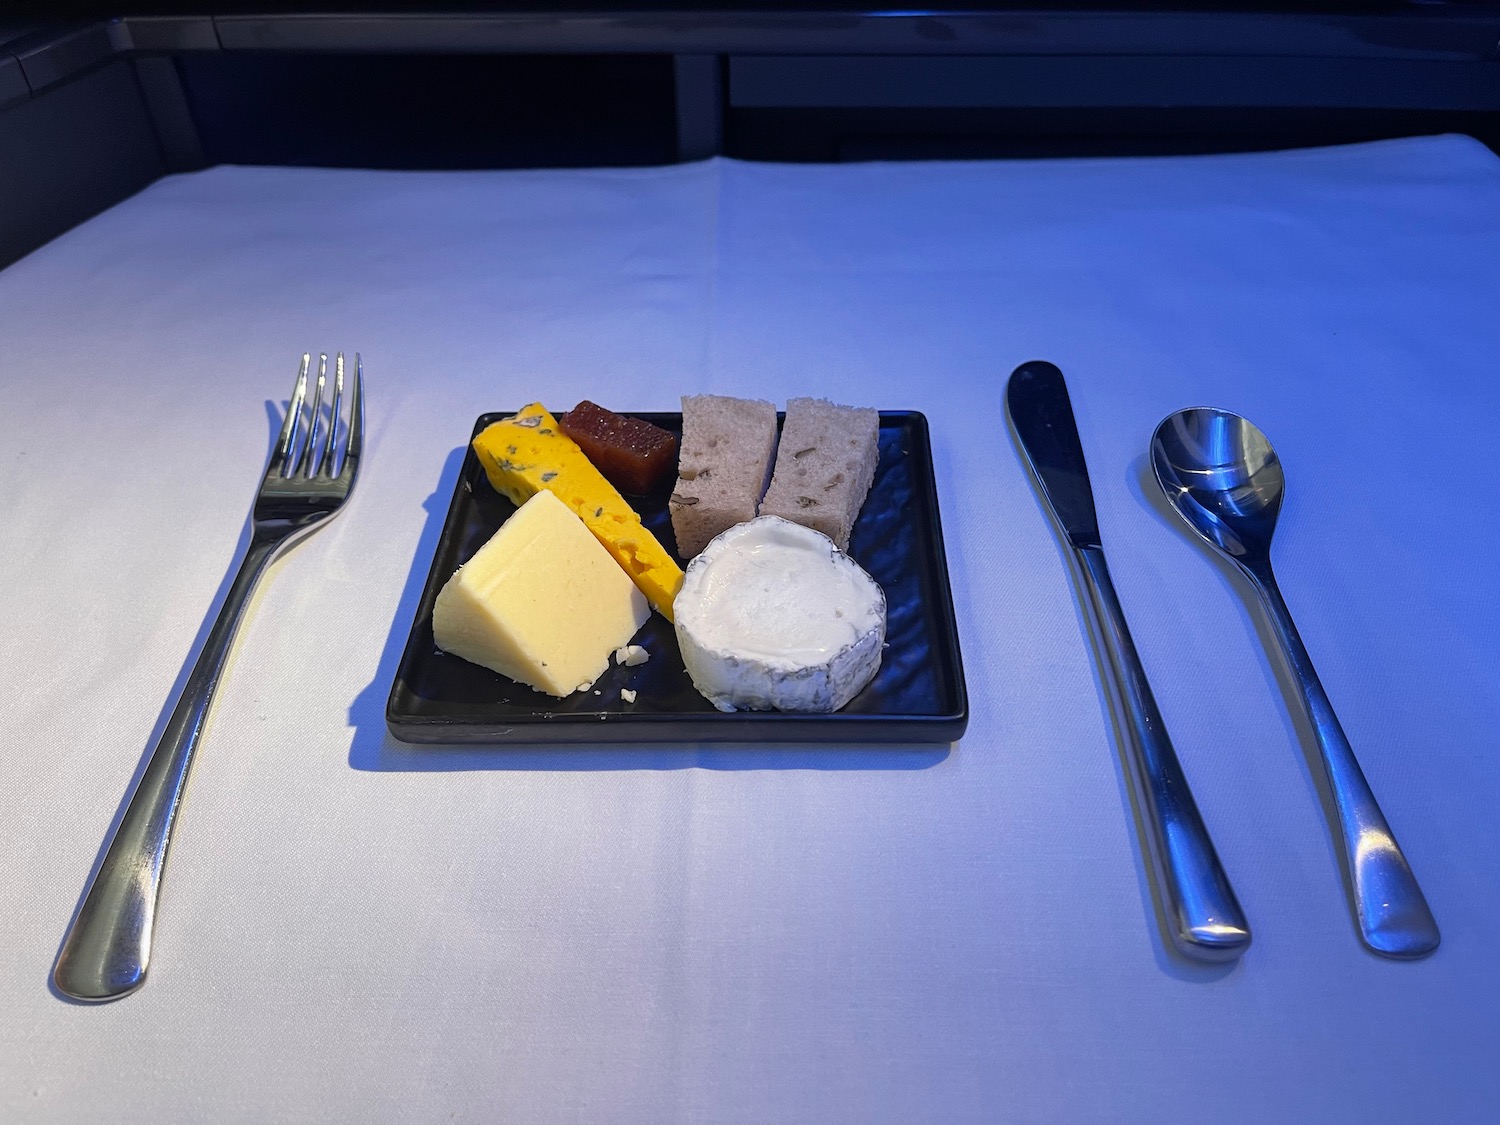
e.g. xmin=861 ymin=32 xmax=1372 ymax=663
xmin=1151 ymin=408 xmax=1283 ymax=565
xmin=1150 ymin=407 xmax=1439 ymax=959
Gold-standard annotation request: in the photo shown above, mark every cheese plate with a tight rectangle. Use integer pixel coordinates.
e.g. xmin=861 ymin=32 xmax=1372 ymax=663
xmin=386 ymin=410 xmax=967 ymax=744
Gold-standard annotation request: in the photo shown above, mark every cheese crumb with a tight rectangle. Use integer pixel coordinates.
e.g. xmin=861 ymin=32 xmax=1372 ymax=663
xmin=614 ymin=644 xmax=650 ymax=667
xmin=621 ymin=688 xmax=637 ymax=703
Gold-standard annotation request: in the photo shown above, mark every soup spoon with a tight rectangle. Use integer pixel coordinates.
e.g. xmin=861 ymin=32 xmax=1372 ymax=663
xmin=1150 ymin=408 xmax=1439 ymax=959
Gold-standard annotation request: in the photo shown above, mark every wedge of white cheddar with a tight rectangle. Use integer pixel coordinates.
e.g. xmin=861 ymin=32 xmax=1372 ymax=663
xmin=674 ymin=516 xmax=886 ymax=713
xmin=433 ymin=489 xmax=649 ymax=697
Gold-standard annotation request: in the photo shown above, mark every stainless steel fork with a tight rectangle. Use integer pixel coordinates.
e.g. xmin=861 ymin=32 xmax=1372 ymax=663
xmin=54 ymin=353 xmax=365 ymax=1002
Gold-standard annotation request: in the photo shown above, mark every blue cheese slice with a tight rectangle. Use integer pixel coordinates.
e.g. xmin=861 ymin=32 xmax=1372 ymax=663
xmin=433 ymin=489 xmax=649 ymax=697
xmin=673 ymin=516 xmax=886 ymax=712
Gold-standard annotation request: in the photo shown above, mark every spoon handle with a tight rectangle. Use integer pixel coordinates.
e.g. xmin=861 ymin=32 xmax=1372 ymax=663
xmin=1075 ymin=546 xmax=1251 ymax=962
xmin=1244 ymin=561 xmax=1439 ymax=958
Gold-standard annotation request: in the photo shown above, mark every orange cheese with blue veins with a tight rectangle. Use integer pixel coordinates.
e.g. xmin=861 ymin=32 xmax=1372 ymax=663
xmin=472 ymin=403 xmax=684 ymax=620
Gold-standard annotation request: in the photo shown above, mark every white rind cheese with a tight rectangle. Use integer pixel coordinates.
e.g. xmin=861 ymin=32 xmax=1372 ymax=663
xmin=432 ymin=489 xmax=649 ymax=697
xmin=673 ymin=516 xmax=886 ymax=712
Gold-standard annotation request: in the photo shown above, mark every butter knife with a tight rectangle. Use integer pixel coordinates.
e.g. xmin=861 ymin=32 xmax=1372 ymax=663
xmin=1007 ymin=360 xmax=1250 ymax=962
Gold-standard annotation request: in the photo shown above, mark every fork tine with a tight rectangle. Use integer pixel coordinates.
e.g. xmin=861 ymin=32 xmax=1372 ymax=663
xmin=320 ymin=353 xmax=345 ymax=477
xmin=299 ymin=353 xmax=328 ymax=477
xmin=339 ymin=352 xmax=364 ymax=482
xmin=272 ymin=354 xmax=311 ymax=474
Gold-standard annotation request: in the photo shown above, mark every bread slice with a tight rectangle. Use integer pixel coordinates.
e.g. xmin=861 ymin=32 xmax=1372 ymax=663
xmin=758 ymin=398 xmax=879 ymax=551
xmin=669 ymin=394 xmax=779 ymax=558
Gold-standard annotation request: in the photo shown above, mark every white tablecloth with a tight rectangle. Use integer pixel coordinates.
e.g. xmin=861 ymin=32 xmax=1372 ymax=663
xmin=2 ymin=136 xmax=1497 ymax=1124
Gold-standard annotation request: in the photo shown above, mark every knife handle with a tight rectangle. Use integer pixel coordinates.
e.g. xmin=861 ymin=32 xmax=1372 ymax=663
xmin=1074 ymin=546 xmax=1251 ymax=962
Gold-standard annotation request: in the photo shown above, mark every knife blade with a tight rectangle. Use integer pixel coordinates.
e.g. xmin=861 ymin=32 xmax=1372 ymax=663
xmin=1007 ymin=360 xmax=1251 ymax=963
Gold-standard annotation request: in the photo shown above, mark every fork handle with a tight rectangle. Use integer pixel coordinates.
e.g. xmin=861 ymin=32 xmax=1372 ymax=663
xmin=54 ymin=535 xmax=283 ymax=1001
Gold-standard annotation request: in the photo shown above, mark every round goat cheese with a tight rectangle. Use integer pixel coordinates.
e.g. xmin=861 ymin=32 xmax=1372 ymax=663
xmin=673 ymin=516 xmax=886 ymax=712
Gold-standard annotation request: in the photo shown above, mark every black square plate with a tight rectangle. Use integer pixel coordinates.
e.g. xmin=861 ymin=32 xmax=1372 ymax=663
xmin=386 ymin=411 xmax=967 ymax=744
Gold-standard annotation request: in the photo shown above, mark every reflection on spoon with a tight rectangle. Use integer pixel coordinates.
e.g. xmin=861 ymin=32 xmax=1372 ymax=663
xmin=1151 ymin=408 xmax=1439 ymax=960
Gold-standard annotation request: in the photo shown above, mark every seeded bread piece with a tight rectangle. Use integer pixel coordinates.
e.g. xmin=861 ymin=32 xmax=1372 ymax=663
xmin=669 ymin=394 xmax=779 ymax=558
xmin=758 ymin=397 xmax=879 ymax=551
